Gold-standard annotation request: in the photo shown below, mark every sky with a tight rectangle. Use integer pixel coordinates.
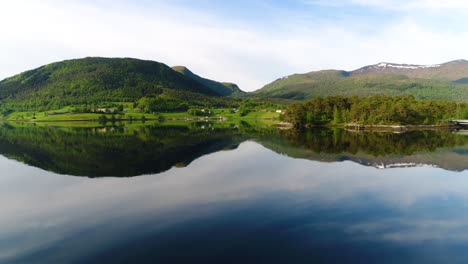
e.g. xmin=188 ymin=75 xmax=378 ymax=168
xmin=1 ymin=0 xmax=468 ymax=91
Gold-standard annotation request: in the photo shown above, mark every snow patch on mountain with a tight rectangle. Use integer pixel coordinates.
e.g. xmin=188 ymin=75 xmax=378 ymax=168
xmin=374 ymin=62 xmax=441 ymax=69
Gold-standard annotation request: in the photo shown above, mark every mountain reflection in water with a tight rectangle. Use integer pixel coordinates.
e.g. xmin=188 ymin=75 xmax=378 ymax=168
xmin=2 ymin=122 xmax=468 ymax=263
xmin=0 ymin=122 xmax=467 ymax=176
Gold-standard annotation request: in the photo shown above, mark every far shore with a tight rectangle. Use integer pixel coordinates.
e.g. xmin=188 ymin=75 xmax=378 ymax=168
xmin=277 ymin=122 xmax=465 ymax=132
xmin=0 ymin=116 xmax=279 ymax=123
xmin=1 ymin=118 xmax=465 ymax=132
xmin=345 ymin=123 xmax=461 ymax=132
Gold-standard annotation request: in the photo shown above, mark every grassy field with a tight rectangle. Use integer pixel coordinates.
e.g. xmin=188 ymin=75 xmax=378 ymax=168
xmin=3 ymin=107 xmax=281 ymax=123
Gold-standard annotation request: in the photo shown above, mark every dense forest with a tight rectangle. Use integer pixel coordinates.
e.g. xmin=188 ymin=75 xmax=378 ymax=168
xmin=280 ymin=95 xmax=468 ymax=127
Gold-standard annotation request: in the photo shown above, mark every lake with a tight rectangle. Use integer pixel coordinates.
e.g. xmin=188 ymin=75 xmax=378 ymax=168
xmin=2 ymin=121 xmax=468 ymax=263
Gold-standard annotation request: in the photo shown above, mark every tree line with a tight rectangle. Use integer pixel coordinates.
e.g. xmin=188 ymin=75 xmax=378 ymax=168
xmin=280 ymin=95 xmax=468 ymax=127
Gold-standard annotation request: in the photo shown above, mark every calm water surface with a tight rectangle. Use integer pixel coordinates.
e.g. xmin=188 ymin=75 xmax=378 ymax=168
xmin=2 ymin=122 xmax=468 ymax=263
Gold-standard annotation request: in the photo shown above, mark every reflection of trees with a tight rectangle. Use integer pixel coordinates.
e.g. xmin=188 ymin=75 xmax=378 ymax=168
xmin=0 ymin=123 xmax=243 ymax=177
xmin=0 ymin=122 xmax=467 ymax=177
xmin=278 ymin=129 xmax=467 ymax=156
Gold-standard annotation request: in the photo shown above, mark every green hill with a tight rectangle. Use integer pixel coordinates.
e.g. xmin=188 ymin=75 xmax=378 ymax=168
xmin=0 ymin=57 xmax=221 ymax=111
xmin=254 ymin=60 xmax=468 ymax=101
xmin=172 ymin=66 xmax=245 ymax=97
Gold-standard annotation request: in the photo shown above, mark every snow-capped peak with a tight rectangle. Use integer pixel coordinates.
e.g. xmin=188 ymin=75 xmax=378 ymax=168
xmin=374 ymin=62 xmax=441 ymax=69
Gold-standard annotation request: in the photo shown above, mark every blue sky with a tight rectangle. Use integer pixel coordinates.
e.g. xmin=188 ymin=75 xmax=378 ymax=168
xmin=1 ymin=0 xmax=468 ymax=91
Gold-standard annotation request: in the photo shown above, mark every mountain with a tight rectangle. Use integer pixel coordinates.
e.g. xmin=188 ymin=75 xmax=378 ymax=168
xmin=220 ymin=82 xmax=246 ymax=97
xmin=351 ymin=60 xmax=468 ymax=80
xmin=172 ymin=66 xmax=245 ymax=96
xmin=0 ymin=57 xmax=222 ymax=110
xmin=254 ymin=60 xmax=468 ymax=101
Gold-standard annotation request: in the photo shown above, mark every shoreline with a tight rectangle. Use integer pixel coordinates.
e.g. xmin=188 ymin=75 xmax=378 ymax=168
xmin=0 ymin=116 xmax=278 ymax=123
xmin=277 ymin=122 xmax=464 ymax=132
xmin=1 ymin=118 xmax=464 ymax=132
xmin=345 ymin=123 xmax=461 ymax=132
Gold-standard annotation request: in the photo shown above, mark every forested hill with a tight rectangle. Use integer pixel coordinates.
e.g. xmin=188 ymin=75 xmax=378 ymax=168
xmin=254 ymin=60 xmax=468 ymax=101
xmin=172 ymin=66 xmax=245 ymax=97
xmin=0 ymin=57 xmax=222 ymax=110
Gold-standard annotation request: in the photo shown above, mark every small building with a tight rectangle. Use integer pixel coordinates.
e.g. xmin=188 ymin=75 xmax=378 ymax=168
xmin=95 ymin=108 xmax=116 ymax=113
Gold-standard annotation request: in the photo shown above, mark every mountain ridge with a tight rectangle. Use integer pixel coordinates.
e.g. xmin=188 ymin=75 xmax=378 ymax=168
xmin=350 ymin=59 xmax=468 ymax=80
xmin=171 ymin=66 xmax=245 ymax=97
xmin=254 ymin=59 xmax=468 ymax=101
xmin=2 ymin=57 xmax=468 ymax=111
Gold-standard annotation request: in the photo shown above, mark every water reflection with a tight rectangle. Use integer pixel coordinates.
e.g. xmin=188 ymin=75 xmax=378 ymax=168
xmin=0 ymin=122 xmax=468 ymax=176
xmin=0 ymin=122 xmax=245 ymax=177
xmin=272 ymin=128 xmax=468 ymax=171
xmin=2 ymin=141 xmax=468 ymax=263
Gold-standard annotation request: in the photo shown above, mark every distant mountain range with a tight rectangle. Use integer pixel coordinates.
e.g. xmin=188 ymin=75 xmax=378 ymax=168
xmin=254 ymin=59 xmax=468 ymax=101
xmin=2 ymin=57 xmax=468 ymax=110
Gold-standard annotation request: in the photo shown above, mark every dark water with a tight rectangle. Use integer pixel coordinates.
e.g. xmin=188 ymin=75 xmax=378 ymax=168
xmin=2 ymin=122 xmax=468 ymax=263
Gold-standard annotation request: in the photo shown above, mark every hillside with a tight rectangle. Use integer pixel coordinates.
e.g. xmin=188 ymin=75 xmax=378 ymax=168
xmin=0 ymin=57 xmax=221 ymax=111
xmin=172 ymin=66 xmax=245 ymax=96
xmin=254 ymin=60 xmax=468 ymax=101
